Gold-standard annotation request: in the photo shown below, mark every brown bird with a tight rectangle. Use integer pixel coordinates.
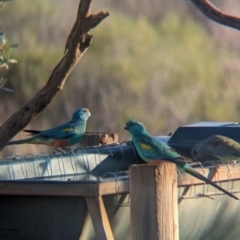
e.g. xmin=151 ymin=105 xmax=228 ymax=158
xmin=191 ymin=135 xmax=240 ymax=164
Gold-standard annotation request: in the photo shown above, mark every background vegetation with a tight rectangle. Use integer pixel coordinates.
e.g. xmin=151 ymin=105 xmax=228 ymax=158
xmin=1 ymin=0 xmax=240 ymax=156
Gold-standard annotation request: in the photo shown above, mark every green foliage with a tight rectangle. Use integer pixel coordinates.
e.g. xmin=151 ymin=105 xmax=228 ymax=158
xmin=77 ymin=10 xmax=237 ymax=133
xmin=0 ymin=29 xmax=17 ymax=69
xmin=6 ymin=48 xmax=61 ymax=101
xmin=0 ymin=0 xmax=17 ymax=93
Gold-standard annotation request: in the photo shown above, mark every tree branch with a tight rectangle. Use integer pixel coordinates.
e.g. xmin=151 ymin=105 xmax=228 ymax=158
xmin=190 ymin=0 xmax=240 ymax=30
xmin=0 ymin=0 xmax=110 ymax=151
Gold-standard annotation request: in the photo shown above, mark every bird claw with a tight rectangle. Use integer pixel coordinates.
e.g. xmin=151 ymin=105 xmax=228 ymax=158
xmin=53 ymin=148 xmax=65 ymax=154
xmin=53 ymin=148 xmax=72 ymax=154
xmin=62 ymin=147 xmax=72 ymax=151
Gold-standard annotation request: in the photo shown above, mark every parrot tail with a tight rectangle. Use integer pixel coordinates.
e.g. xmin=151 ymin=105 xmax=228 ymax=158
xmin=185 ymin=167 xmax=239 ymax=200
xmin=23 ymin=129 xmax=41 ymax=135
xmin=7 ymin=139 xmax=32 ymax=145
xmin=7 ymin=137 xmax=37 ymax=146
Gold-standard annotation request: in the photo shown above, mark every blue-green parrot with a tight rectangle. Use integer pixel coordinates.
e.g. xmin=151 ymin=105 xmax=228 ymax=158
xmin=124 ymin=119 xmax=238 ymax=200
xmin=7 ymin=108 xmax=91 ymax=148
xmin=191 ymin=135 xmax=240 ymax=164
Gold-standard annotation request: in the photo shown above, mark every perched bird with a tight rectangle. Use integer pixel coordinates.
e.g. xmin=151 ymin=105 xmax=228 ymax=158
xmin=7 ymin=108 xmax=91 ymax=148
xmin=191 ymin=135 xmax=240 ymax=164
xmin=124 ymin=119 xmax=239 ymax=200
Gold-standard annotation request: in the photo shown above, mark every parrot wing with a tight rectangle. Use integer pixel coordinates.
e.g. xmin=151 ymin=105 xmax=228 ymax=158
xmin=40 ymin=123 xmax=76 ymax=139
xmin=137 ymin=135 xmax=183 ymax=161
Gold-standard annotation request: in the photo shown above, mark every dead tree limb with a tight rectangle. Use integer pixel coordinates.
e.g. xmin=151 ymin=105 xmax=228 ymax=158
xmin=190 ymin=0 xmax=240 ymax=30
xmin=0 ymin=0 xmax=110 ymax=151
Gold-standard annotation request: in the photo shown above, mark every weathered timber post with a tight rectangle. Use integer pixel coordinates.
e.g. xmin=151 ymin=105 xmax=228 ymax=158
xmin=130 ymin=163 xmax=179 ymax=240
xmin=80 ymin=132 xmax=119 ymax=147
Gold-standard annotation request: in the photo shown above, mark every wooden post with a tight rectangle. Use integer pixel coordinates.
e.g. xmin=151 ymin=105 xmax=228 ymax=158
xmin=85 ymin=196 xmax=114 ymax=240
xmin=130 ymin=163 xmax=179 ymax=240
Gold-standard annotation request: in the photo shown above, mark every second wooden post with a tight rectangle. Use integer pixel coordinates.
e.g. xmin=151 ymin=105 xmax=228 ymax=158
xmin=130 ymin=163 xmax=179 ymax=240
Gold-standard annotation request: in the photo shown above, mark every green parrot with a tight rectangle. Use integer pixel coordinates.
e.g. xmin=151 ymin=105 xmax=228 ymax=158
xmin=124 ymin=119 xmax=238 ymax=200
xmin=7 ymin=108 xmax=91 ymax=148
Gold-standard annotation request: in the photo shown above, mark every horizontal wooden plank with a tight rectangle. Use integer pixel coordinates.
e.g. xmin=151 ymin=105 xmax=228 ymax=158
xmin=178 ymin=165 xmax=240 ymax=186
xmin=0 ymin=180 xmax=129 ymax=197
xmin=99 ymin=180 xmax=129 ymax=195
xmin=0 ymin=165 xmax=239 ymax=197
xmin=0 ymin=182 xmax=97 ymax=196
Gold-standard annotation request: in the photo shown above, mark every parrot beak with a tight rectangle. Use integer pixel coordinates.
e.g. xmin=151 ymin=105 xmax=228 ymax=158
xmin=86 ymin=109 xmax=91 ymax=116
xmin=124 ymin=122 xmax=129 ymax=130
